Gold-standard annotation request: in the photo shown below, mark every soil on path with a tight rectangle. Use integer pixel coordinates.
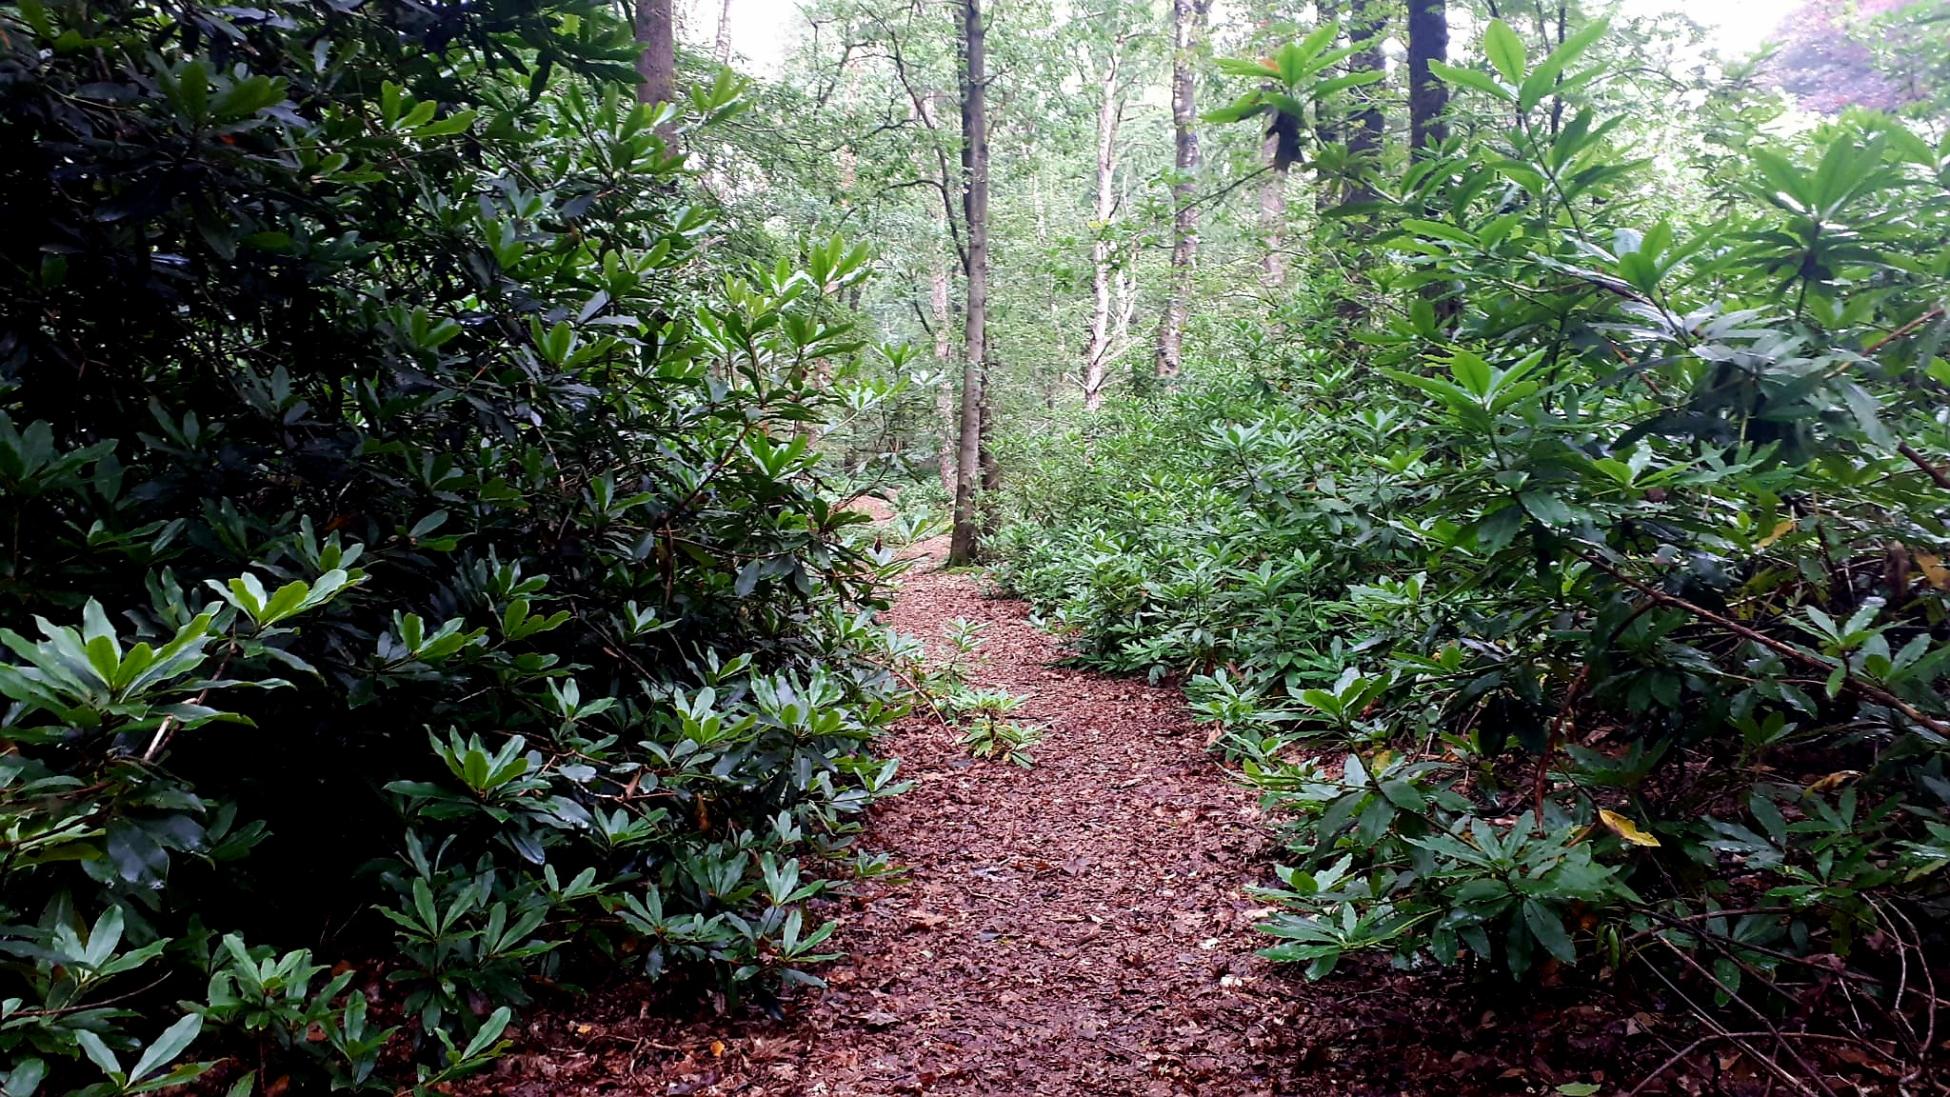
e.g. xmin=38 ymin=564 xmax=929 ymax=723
xmin=732 ymin=533 xmax=1319 ymax=1095
xmin=477 ymin=535 xmax=1341 ymax=1095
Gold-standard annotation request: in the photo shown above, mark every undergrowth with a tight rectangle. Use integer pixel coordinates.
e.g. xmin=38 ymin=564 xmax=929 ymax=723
xmin=0 ymin=2 xmax=913 ymax=1092
xmin=995 ymin=19 xmax=1950 ymax=1088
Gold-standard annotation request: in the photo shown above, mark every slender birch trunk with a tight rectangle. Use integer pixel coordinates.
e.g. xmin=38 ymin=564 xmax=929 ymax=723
xmin=713 ymin=0 xmax=734 ymax=64
xmin=931 ymin=266 xmax=958 ymax=494
xmin=1081 ymin=44 xmax=1125 ymax=410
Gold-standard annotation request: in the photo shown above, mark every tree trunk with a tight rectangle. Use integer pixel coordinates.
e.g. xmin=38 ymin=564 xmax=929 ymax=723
xmin=1155 ymin=0 xmax=1210 ymax=382
xmin=1313 ymin=0 xmax=1340 ymax=213
xmin=714 ymin=0 xmax=734 ymax=65
xmin=931 ymin=265 xmax=958 ymax=494
xmin=634 ymin=0 xmax=677 ymax=108
xmin=1343 ymin=0 xmax=1385 ymax=204
xmin=1254 ymin=0 xmax=1289 ymax=290
xmin=948 ymin=0 xmax=990 ymax=566
xmin=1114 ymin=257 xmax=1137 ymax=352
xmin=1258 ymin=134 xmax=1289 ymax=289
xmin=1407 ymin=0 xmax=1448 ymax=151
xmin=1408 ymin=0 xmax=1457 ymax=323
xmin=1081 ymin=45 xmax=1125 ymax=410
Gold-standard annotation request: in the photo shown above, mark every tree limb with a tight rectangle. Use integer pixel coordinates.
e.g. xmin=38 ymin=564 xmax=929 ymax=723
xmin=1579 ymin=550 xmax=1950 ymax=738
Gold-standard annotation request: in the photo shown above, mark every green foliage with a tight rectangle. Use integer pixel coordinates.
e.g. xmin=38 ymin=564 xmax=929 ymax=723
xmin=886 ymin=499 xmax=950 ymax=548
xmin=946 ymin=688 xmax=1043 ymax=768
xmin=0 ymin=0 xmax=911 ymax=1090
xmin=996 ymin=7 xmax=1950 ymax=1063
xmin=957 ymin=718 xmax=1044 ymax=768
xmin=1206 ymin=20 xmax=1384 ymax=134
xmin=928 ymin=619 xmax=1042 ymax=767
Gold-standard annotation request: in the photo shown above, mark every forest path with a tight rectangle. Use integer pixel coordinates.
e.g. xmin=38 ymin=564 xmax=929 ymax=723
xmin=489 ymin=534 xmax=1344 ymax=1096
xmin=723 ymin=533 xmax=1318 ymax=1095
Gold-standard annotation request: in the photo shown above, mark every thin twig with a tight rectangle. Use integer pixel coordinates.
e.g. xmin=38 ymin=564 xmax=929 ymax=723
xmin=1897 ymin=441 xmax=1950 ymax=490
xmin=142 ymin=640 xmax=237 ymax=762
xmin=9 ymin=975 xmax=168 ymax=1019
xmin=1878 ymin=898 xmax=1939 ymax=1085
xmin=1659 ymin=938 xmax=1843 ymax=1097
xmin=1624 ymin=1030 xmax=1876 ymax=1097
xmin=1638 ymin=951 xmax=1826 ymax=1097
xmin=1863 ymin=305 xmax=1945 ymax=356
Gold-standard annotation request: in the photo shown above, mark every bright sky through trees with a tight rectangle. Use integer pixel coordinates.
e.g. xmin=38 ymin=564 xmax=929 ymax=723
xmin=706 ymin=0 xmax=1798 ymax=72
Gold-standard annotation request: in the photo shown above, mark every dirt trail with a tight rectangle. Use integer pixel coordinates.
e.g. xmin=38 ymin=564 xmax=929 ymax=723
xmin=485 ymin=536 xmax=1344 ymax=1095
xmin=477 ymin=535 xmax=1675 ymax=1096
xmin=751 ymin=534 xmax=1317 ymax=1094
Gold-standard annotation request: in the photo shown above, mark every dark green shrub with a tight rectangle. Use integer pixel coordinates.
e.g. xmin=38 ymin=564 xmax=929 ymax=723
xmin=0 ymin=1 xmax=909 ymax=1091
xmin=997 ymin=13 xmax=1950 ymax=1069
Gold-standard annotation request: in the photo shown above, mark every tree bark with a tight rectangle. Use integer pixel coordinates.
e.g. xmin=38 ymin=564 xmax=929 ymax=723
xmin=1343 ymin=0 xmax=1385 ymax=204
xmin=1407 ymin=0 xmax=1448 ymax=151
xmin=1155 ymin=0 xmax=1211 ymax=381
xmin=1407 ymin=0 xmax=1457 ymax=323
xmin=1258 ymin=137 xmax=1289 ymax=290
xmin=931 ymin=265 xmax=958 ymax=494
xmin=1313 ymin=0 xmax=1340 ymax=213
xmin=948 ymin=0 xmax=991 ymax=565
xmin=1081 ymin=43 xmax=1125 ymax=410
xmin=713 ymin=0 xmax=734 ymax=65
xmin=634 ymin=0 xmax=677 ymax=108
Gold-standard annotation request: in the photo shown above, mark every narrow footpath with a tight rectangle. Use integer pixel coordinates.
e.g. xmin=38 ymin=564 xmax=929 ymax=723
xmin=484 ymin=535 xmax=1374 ymax=1095
xmin=747 ymin=533 xmax=1320 ymax=1094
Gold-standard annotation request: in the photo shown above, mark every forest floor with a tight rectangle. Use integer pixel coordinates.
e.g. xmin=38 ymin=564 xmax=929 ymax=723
xmin=472 ymin=532 xmax=1640 ymax=1096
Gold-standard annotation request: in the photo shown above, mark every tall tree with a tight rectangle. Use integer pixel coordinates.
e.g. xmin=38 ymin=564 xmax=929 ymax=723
xmin=931 ymin=264 xmax=959 ymax=492
xmin=1313 ymin=0 xmax=1341 ymax=212
xmin=1256 ymin=1 xmax=1292 ymax=289
xmin=1155 ymin=0 xmax=1212 ymax=380
xmin=1407 ymin=0 xmax=1454 ymax=322
xmin=714 ymin=0 xmax=735 ymax=65
xmin=948 ymin=0 xmax=991 ymax=564
xmin=1407 ymin=0 xmax=1449 ymax=150
xmin=1342 ymin=0 xmax=1384 ymax=203
xmin=1081 ymin=35 xmax=1131 ymax=409
xmin=634 ymin=0 xmax=676 ymax=107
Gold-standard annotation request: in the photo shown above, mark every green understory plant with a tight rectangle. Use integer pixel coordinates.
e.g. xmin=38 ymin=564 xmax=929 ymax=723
xmin=0 ymin=0 xmax=913 ymax=1090
xmin=995 ymin=10 xmax=1950 ymax=1085
xmin=952 ymin=691 xmax=1044 ymax=768
xmin=930 ymin=620 xmax=1042 ymax=767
